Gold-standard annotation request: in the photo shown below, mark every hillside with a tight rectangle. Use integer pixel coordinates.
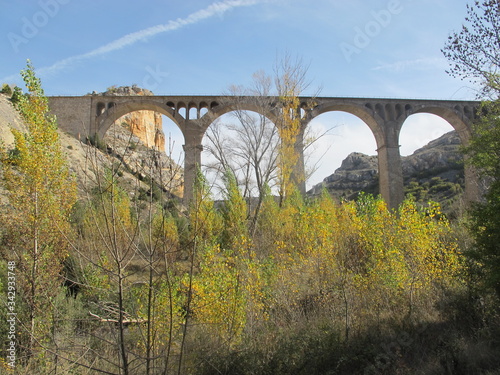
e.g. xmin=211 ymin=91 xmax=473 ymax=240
xmin=309 ymin=131 xmax=465 ymax=213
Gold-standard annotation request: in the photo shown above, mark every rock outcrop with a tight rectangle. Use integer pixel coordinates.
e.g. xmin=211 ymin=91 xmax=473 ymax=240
xmin=402 ymin=130 xmax=463 ymax=178
xmin=310 ymin=131 xmax=465 ymax=211
xmin=118 ymin=110 xmax=165 ymax=152
xmin=103 ymin=120 xmax=184 ymax=198
xmin=97 ymin=85 xmax=166 ymax=152
xmin=0 ymin=94 xmax=27 ymax=147
xmin=317 ymin=152 xmax=379 ymax=198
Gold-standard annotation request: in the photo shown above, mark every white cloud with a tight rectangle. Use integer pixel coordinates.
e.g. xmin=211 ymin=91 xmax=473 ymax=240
xmin=371 ymin=57 xmax=448 ymax=72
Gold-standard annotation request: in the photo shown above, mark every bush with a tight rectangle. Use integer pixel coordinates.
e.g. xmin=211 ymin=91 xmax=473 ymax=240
xmin=10 ymin=86 xmax=23 ymax=105
xmin=1 ymin=83 xmax=12 ymax=96
xmin=85 ymin=133 xmax=107 ymax=152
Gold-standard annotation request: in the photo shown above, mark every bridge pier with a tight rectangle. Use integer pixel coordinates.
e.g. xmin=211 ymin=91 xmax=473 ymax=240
xmin=375 ymin=116 xmax=405 ymax=210
xmin=182 ymin=143 xmax=203 ymax=205
xmin=181 ymin=121 xmax=204 ymax=205
xmin=377 ymin=144 xmax=404 ymax=210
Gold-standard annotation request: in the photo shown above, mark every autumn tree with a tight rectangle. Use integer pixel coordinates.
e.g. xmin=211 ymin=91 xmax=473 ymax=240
xmin=443 ymin=1 xmax=500 ymax=296
xmin=274 ymin=55 xmax=312 ymax=201
xmin=204 ymin=54 xmax=318 ymax=231
xmin=63 ymin=129 xmax=187 ymax=374
xmin=0 ymin=61 xmax=77 ymax=364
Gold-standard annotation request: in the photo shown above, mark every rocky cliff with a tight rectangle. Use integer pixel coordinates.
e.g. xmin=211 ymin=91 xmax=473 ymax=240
xmin=95 ymin=85 xmax=166 ymax=152
xmin=310 ymin=131 xmax=465 ymax=212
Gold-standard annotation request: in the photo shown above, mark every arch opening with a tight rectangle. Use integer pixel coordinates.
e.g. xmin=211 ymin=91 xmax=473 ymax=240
xmin=306 ymin=111 xmax=378 ymax=200
xmin=96 ymin=102 xmax=105 ymax=116
xmin=188 ymin=106 xmax=198 ymax=120
xmin=97 ymin=102 xmax=185 ymax=199
xmin=399 ymin=113 xmax=465 ymax=215
xmin=97 ymin=101 xmax=180 ymax=139
xmin=202 ymin=109 xmax=279 ymax=199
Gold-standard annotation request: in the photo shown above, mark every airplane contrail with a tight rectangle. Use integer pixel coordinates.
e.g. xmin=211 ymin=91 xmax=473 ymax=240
xmin=1 ymin=0 xmax=264 ymax=82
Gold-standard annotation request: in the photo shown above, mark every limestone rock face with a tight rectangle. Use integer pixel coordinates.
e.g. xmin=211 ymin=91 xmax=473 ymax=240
xmin=402 ymin=131 xmax=462 ymax=177
xmin=310 ymin=131 xmax=464 ymax=204
xmin=323 ymin=152 xmax=378 ymax=191
xmin=0 ymin=94 xmax=27 ymax=147
xmin=119 ymin=110 xmax=165 ymax=152
xmin=98 ymin=86 xmax=182 ymax=197
xmin=100 ymin=85 xmax=165 ymax=152
xmin=311 ymin=152 xmax=379 ymax=198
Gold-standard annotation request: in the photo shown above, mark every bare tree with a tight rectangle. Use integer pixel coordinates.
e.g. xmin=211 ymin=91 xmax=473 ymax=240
xmin=442 ymin=0 xmax=500 ymax=99
xmin=204 ymin=71 xmax=280 ymax=230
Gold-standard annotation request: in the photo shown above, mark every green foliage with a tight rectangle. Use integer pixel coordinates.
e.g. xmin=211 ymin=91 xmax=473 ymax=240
xmin=467 ymin=183 xmax=500 ymax=296
xmin=0 ymin=60 xmax=77 ymax=363
xmin=10 ymin=86 xmax=23 ymax=105
xmin=443 ymin=2 xmax=500 ymax=299
xmin=85 ymin=133 xmax=107 ymax=151
xmin=220 ymin=169 xmax=248 ymax=250
xmin=0 ymin=83 xmax=12 ymax=96
xmin=464 ymin=102 xmax=500 ymax=178
xmin=1 ymin=61 xmax=490 ymax=373
xmin=461 ymin=102 xmax=500 ymax=297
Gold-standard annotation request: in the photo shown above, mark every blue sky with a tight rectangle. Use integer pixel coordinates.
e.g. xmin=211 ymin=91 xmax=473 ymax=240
xmin=0 ymin=0 xmax=477 ymax=189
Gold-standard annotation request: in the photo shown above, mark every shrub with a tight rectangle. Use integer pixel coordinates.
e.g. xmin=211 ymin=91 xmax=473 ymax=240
xmin=85 ymin=133 xmax=107 ymax=152
xmin=10 ymin=86 xmax=23 ymax=105
xmin=1 ymin=83 xmax=12 ymax=96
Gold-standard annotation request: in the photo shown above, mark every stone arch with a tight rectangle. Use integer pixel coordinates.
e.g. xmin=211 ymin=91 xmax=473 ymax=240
xmin=200 ymin=106 xmax=281 ymax=196
xmin=305 ymin=110 xmax=378 ymax=195
xmin=401 ymin=104 xmax=479 ymax=202
xmin=206 ymin=100 xmax=279 ymax=127
xmin=96 ymin=102 xmax=106 ymax=116
xmin=187 ymin=102 xmax=198 ymax=120
xmin=195 ymin=101 xmax=282 ymax=171
xmin=176 ymin=102 xmax=187 ymax=119
xmin=403 ymin=104 xmax=474 ymax=144
xmin=309 ymin=102 xmax=385 ymax=147
xmin=199 ymin=101 xmax=209 ymax=117
xmin=96 ymin=101 xmax=184 ymax=140
xmin=309 ymin=101 xmax=405 ymax=208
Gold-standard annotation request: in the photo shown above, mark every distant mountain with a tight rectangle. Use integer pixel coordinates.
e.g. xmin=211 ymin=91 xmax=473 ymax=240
xmin=309 ymin=131 xmax=465 ymax=214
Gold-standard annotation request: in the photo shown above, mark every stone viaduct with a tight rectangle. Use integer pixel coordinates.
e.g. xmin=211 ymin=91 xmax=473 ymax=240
xmin=47 ymin=95 xmax=480 ymax=209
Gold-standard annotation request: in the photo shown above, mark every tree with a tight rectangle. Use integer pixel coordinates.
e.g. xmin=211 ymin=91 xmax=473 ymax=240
xmin=204 ymin=71 xmax=279 ymax=201
xmin=204 ymin=54 xmax=319 ymax=232
xmin=442 ymin=0 xmax=500 ymax=99
xmin=443 ymin=1 xmax=500 ymax=296
xmin=274 ymin=54 xmax=314 ymax=201
xmin=0 ymin=60 xmax=77 ymax=364
xmin=463 ymin=104 xmax=500 ymax=296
